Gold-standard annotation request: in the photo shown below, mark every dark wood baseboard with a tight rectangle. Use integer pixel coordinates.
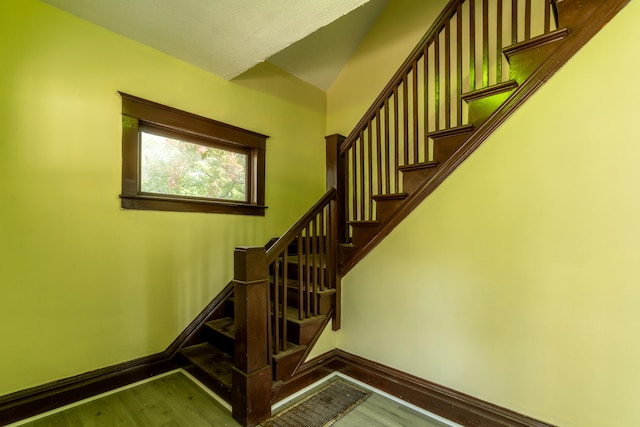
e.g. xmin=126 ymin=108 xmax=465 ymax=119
xmin=0 ymin=352 xmax=177 ymax=426
xmin=276 ymin=349 xmax=556 ymax=427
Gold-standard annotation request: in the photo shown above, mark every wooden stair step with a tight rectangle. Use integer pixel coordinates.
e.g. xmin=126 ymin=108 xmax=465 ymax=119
xmin=371 ymin=193 xmax=408 ymax=222
xmin=272 ymin=342 xmax=307 ymax=382
xmin=204 ymin=317 xmax=235 ymax=357
xmin=179 ymin=342 xmax=233 ymax=402
xmin=429 ymin=125 xmax=474 ymax=164
xmin=462 ymin=80 xmax=519 ymax=126
xmin=503 ymin=28 xmax=569 ymax=84
xmin=398 ymin=161 xmax=438 ymax=194
xmin=347 ymin=220 xmax=380 ymax=248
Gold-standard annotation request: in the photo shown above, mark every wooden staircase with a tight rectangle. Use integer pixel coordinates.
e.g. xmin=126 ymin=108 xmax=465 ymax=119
xmin=169 ymin=0 xmax=629 ymax=425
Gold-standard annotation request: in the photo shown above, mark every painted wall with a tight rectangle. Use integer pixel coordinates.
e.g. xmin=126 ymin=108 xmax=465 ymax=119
xmin=328 ymin=1 xmax=640 ymax=426
xmin=0 ymin=0 xmax=326 ymax=396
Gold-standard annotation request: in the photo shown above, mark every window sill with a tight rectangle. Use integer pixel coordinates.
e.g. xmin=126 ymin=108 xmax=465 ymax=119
xmin=120 ymin=194 xmax=266 ymax=216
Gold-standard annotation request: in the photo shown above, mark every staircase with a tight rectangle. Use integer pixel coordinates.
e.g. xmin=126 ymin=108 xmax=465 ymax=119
xmin=171 ymin=0 xmax=629 ymax=425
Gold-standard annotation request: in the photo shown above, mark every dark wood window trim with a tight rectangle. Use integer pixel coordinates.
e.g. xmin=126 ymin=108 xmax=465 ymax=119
xmin=119 ymin=92 xmax=268 ymax=215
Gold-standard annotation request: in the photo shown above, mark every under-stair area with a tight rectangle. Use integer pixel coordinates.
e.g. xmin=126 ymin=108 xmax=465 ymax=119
xmin=165 ymin=0 xmax=628 ymax=425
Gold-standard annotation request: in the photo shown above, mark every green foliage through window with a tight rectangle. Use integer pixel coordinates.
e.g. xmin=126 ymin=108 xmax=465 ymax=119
xmin=140 ymin=131 xmax=247 ymax=201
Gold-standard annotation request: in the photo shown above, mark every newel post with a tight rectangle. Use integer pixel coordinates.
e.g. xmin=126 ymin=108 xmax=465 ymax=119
xmin=325 ymin=134 xmax=346 ymax=330
xmin=232 ymin=247 xmax=272 ymax=427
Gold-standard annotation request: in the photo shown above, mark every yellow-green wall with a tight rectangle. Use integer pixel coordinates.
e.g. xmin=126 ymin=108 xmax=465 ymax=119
xmin=328 ymin=1 xmax=640 ymax=426
xmin=0 ymin=0 xmax=326 ymax=396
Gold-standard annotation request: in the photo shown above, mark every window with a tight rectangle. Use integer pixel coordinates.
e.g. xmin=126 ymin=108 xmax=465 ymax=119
xmin=119 ymin=92 xmax=267 ymax=215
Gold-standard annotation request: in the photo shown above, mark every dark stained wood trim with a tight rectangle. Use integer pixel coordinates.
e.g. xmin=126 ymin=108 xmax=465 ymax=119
xmin=274 ymin=349 xmax=556 ymax=427
xmin=0 ymin=353 xmax=177 ymax=425
xmin=339 ymin=0 xmax=631 ymax=275
xmin=119 ymin=92 xmax=268 ymax=215
xmin=0 ymin=282 xmax=236 ymax=425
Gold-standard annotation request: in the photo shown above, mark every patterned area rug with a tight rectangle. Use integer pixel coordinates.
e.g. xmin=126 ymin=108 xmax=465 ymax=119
xmin=261 ymin=379 xmax=370 ymax=427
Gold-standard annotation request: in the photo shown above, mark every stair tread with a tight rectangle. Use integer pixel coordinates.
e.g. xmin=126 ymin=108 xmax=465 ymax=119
xmin=371 ymin=192 xmax=408 ymax=201
xmin=503 ymin=27 xmax=569 ymax=60
xmin=272 ymin=342 xmax=307 ymax=360
xmin=398 ymin=161 xmax=438 ymax=172
xmin=205 ymin=317 xmax=234 ymax=339
xmin=427 ymin=124 xmax=474 ymax=138
xmin=347 ymin=220 xmax=379 ymax=226
xmin=462 ymin=80 xmax=518 ymax=102
xmin=284 ymin=306 xmax=327 ymax=325
xmin=180 ymin=342 xmax=233 ymax=388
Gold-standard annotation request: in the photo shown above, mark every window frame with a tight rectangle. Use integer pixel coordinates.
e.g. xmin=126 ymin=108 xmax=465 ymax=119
xmin=119 ymin=92 xmax=268 ymax=215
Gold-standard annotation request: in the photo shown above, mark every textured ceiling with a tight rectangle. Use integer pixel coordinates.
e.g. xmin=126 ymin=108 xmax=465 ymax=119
xmin=40 ymin=0 xmax=389 ymax=90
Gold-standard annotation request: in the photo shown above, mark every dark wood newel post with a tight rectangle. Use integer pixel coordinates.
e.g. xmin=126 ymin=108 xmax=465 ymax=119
xmin=232 ymin=246 xmax=272 ymax=427
xmin=325 ymin=134 xmax=346 ymax=330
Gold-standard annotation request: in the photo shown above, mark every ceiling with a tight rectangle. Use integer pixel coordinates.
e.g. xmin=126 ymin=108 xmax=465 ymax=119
xmin=40 ymin=0 xmax=390 ymax=91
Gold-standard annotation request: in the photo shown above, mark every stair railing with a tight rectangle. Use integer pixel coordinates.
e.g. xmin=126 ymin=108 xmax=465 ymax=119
xmin=338 ymin=0 xmax=558 ymax=237
xmin=265 ymin=188 xmax=338 ymax=357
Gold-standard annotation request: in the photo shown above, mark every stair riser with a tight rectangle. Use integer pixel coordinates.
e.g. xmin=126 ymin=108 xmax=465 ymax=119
xmin=204 ymin=328 xmax=235 ymax=358
xmin=433 ymin=132 xmax=473 ymax=164
xmin=402 ymin=169 xmax=437 ymax=194
xmin=284 ymin=290 xmax=334 ymax=315
xmin=375 ymin=199 xmax=404 ymax=222
xmin=467 ymin=90 xmax=516 ymax=126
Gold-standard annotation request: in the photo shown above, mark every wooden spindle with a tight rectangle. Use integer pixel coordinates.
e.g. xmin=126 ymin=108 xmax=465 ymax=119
xmin=544 ymin=0 xmax=551 ymax=33
xmin=297 ymin=234 xmax=303 ymax=321
xmin=319 ymin=209 xmax=325 ymax=291
xmin=512 ymin=0 xmax=518 ymax=44
xmin=456 ymin=4 xmax=463 ymax=127
xmin=469 ymin=0 xmax=476 ymax=92
xmin=359 ymin=130 xmax=365 ymax=220
xmin=311 ymin=217 xmax=318 ymax=316
xmin=424 ymin=43 xmax=430 ymax=137
xmin=412 ymin=62 xmax=419 ymax=162
xmin=525 ymin=0 xmax=531 ymax=40
xmin=434 ymin=34 xmax=441 ymax=130
xmin=384 ymin=97 xmax=391 ymax=193
xmin=282 ymin=252 xmax=287 ymax=350
xmin=393 ymin=86 xmax=400 ymax=189
xmin=445 ymin=19 xmax=452 ymax=128
xmin=367 ymin=126 xmax=373 ymax=220
xmin=376 ymin=109 xmax=382 ymax=195
xmin=305 ymin=225 xmax=311 ymax=318
xmin=273 ymin=258 xmax=280 ymax=352
xmin=482 ymin=0 xmax=489 ymax=87
xmin=497 ymin=0 xmax=503 ymax=82
xmin=402 ymin=75 xmax=409 ymax=165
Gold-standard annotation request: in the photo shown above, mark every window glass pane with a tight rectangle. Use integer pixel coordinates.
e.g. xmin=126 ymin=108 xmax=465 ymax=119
xmin=140 ymin=131 xmax=247 ymax=201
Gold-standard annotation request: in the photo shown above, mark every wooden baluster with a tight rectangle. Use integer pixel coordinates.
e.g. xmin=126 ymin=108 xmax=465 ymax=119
xmin=273 ymin=257 xmax=280 ymax=353
xmin=393 ymin=85 xmax=400 ymax=188
xmin=525 ymin=0 xmax=532 ymax=40
xmin=319 ymin=208 xmax=325 ymax=291
xmin=367 ymin=124 xmax=373 ymax=220
xmin=231 ymin=246 xmax=272 ymax=427
xmin=424 ymin=43 xmax=430 ymax=137
xmin=376 ymin=109 xmax=382 ymax=196
xmin=470 ymin=0 xmax=476 ymax=92
xmin=359 ymin=130 xmax=365 ymax=221
xmin=351 ymin=137 xmax=357 ymax=223
xmin=544 ymin=0 xmax=551 ymax=33
xmin=456 ymin=5 xmax=463 ymax=127
xmin=497 ymin=0 xmax=503 ymax=82
xmin=311 ymin=217 xmax=318 ymax=316
xmin=482 ymin=0 xmax=489 ymax=87
xmin=412 ymin=62 xmax=419 ymax=162
xmin=512 ymin=0 xmax=518 ymax=44
xmin=384 ymin=97 xmax=391 ymax=193
xmin=282 ymin=251 xmax=287 ymax=351
xmin=305 ymin=225 xmax=311 ymax=319
xmin=402 ymin=75 xmax=409 ymax=165
xmin=297 ymin=234 xmax=303 ymax=321
xmin=434 ymin=34 xmax=440 ymax=130
xmin=445 ymin=19 xmax=451 ymax=128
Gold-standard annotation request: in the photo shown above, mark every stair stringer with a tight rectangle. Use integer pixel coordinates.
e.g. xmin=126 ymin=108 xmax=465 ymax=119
xmin=339 ymin=0 xmax=630 ymax=275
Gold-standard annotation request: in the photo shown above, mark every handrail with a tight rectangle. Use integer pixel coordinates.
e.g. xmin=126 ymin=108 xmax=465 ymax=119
xmin=336 ymin=0 xmax=560 ymax=237
xmin=266 ymin=188 xmax=336 ymax=264
xmin=339 ymin=0 xmax=461 ymax=155
xmin=265 ymin=187 xmax=337 ymax=356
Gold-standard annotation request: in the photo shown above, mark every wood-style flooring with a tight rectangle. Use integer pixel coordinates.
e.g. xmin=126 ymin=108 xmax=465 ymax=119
xmin=10 ymin=371 xmax=453 ymax=427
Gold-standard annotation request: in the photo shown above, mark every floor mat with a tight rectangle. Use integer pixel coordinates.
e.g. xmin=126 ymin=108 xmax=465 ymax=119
xmin=261 ymin=379 xmax=370 ymax=427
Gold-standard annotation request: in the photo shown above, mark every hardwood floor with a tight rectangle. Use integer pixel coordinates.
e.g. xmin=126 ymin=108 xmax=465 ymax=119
xmin=9 ymin=371 xmax=455 ymax=427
